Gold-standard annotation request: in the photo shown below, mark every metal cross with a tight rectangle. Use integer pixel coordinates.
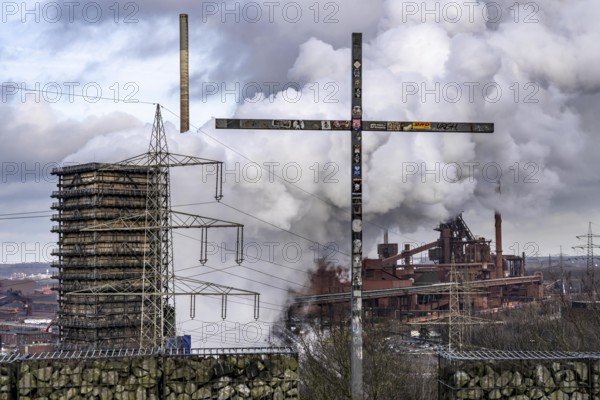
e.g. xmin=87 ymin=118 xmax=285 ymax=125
xmin=215 ymin=32 xmax=493 ymax=399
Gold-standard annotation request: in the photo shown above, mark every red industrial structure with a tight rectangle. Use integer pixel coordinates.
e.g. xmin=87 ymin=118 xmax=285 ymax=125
xmin=289 ymin=212 xmax=543 ymax=322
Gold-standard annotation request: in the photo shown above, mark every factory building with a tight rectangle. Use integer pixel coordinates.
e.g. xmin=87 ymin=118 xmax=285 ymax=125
xmin=290 ymin=213 xmax=543 ymax=322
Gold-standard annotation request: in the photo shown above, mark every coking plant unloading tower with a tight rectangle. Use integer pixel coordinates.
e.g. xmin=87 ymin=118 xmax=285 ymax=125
xmin=51 ymin=105 xmax=260 ymax=350
xmin=51 ymin=163 xmax=155 ymax=349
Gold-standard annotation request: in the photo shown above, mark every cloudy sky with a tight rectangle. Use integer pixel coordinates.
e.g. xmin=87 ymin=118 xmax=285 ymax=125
xmin=1 ymin=0 xmax=599 ymax=344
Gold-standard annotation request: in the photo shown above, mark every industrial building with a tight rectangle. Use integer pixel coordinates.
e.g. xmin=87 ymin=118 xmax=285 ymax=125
xmin=0 ymin=324 xmax=54 ymax=353
xmin=50 ymin=163 xmax=160 ymax=350
xmin=0 ymin=279 xmax=57 ymax=320
xmin=290 ymin=213 xmax=544 ymax=322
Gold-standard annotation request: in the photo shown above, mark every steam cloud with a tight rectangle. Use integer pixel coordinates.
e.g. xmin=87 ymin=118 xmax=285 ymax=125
xmin=3 ymin=0 xmax=598 ymax=345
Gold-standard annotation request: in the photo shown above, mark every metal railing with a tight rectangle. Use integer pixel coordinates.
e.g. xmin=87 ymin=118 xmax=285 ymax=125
xmin=5 ymin=346 xmax=296 ymax=361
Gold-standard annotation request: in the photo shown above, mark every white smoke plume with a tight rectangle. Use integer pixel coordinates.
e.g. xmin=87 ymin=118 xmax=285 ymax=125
xmin=3 ymin=0 xmax=598 ymax=345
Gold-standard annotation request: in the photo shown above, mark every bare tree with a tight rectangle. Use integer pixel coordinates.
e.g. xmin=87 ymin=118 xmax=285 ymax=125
xmin=295 ymin=321 xmax=437 ymax=400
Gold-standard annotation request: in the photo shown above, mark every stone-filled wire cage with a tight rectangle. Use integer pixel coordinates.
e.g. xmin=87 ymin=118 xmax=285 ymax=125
xmin=0 ymin=347 xmax=298 ymax=399
xmin=438 ymin=350 xmax=600 ymax=400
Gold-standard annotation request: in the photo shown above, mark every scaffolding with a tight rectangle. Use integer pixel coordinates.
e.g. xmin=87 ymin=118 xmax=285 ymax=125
xmin=51 ymin=163 xmax=152 ymax=349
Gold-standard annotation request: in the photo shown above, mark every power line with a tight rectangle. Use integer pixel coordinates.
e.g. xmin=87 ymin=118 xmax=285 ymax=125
xmin=174 ymin=230 xmax=313 ymax=276
xmin=177 ymin=259 xmax=309 ymax=291
xmin=0 ymin=214 xmax=51 ymax=220
xmin=161 ymin=105 xmax=338 ymax=210
xmin=0 ymin=201 xmax=217 ymax=222
xmin=197 ymin=264 xmax=293 ymax=293
xmin=161 ymin=104 xmax=422 ymax=245
xmin=0 ymin=211 xmax=52 ymax=220
xmin=219 ymin=201 xmax=350 ymax=260
xmin=0 ymin=211 xmax=51 ymax=216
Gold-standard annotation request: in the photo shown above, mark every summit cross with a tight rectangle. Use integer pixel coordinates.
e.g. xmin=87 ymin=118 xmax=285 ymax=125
xmin=215 ymin=32 xmax=493 ymax=399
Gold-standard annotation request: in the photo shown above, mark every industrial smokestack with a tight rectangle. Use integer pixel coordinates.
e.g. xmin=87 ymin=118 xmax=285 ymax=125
xmin=495 ymin=211 xmax=503 ymax=278
xmin=180 ymin=14 xmax=189 ymax=133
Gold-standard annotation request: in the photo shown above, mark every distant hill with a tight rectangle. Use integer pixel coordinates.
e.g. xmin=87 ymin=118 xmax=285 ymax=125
xmin=0 ymin=263 xmax=51 ymax=278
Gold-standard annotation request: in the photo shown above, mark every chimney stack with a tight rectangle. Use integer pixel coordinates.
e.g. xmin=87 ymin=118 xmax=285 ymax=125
xmin=495 ymin=211 xmax=503 ymax=278
xmin=180 ymin=14 xmax=189 ymax=133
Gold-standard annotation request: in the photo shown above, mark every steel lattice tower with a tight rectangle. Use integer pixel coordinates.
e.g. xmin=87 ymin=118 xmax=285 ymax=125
xmin=141 ymin=105 xmax=176 ymax=346
xmin=447 ymin=255 xmax=495 ymax=351
xmin=448 ymin=255 xmax=463 ymax=351
xmin=573 ymin=222 xmax=600 ymax=291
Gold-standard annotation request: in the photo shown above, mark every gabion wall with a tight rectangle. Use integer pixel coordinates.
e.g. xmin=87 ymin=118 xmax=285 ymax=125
xmin=439 ymin=351 xmax=600 ymax=400
xmin=0 ymin=348 xmax=298 ymax=399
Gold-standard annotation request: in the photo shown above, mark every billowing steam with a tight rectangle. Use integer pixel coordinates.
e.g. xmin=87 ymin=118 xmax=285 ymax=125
xmin=4 ymin=0 xmax=597 ymax=345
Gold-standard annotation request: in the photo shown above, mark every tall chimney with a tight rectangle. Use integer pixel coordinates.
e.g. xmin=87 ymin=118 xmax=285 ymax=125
xmin=180 ymin=14 xmax=189 ymax=133
xmin=495 ymin=211 xmax=503 ymax=277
